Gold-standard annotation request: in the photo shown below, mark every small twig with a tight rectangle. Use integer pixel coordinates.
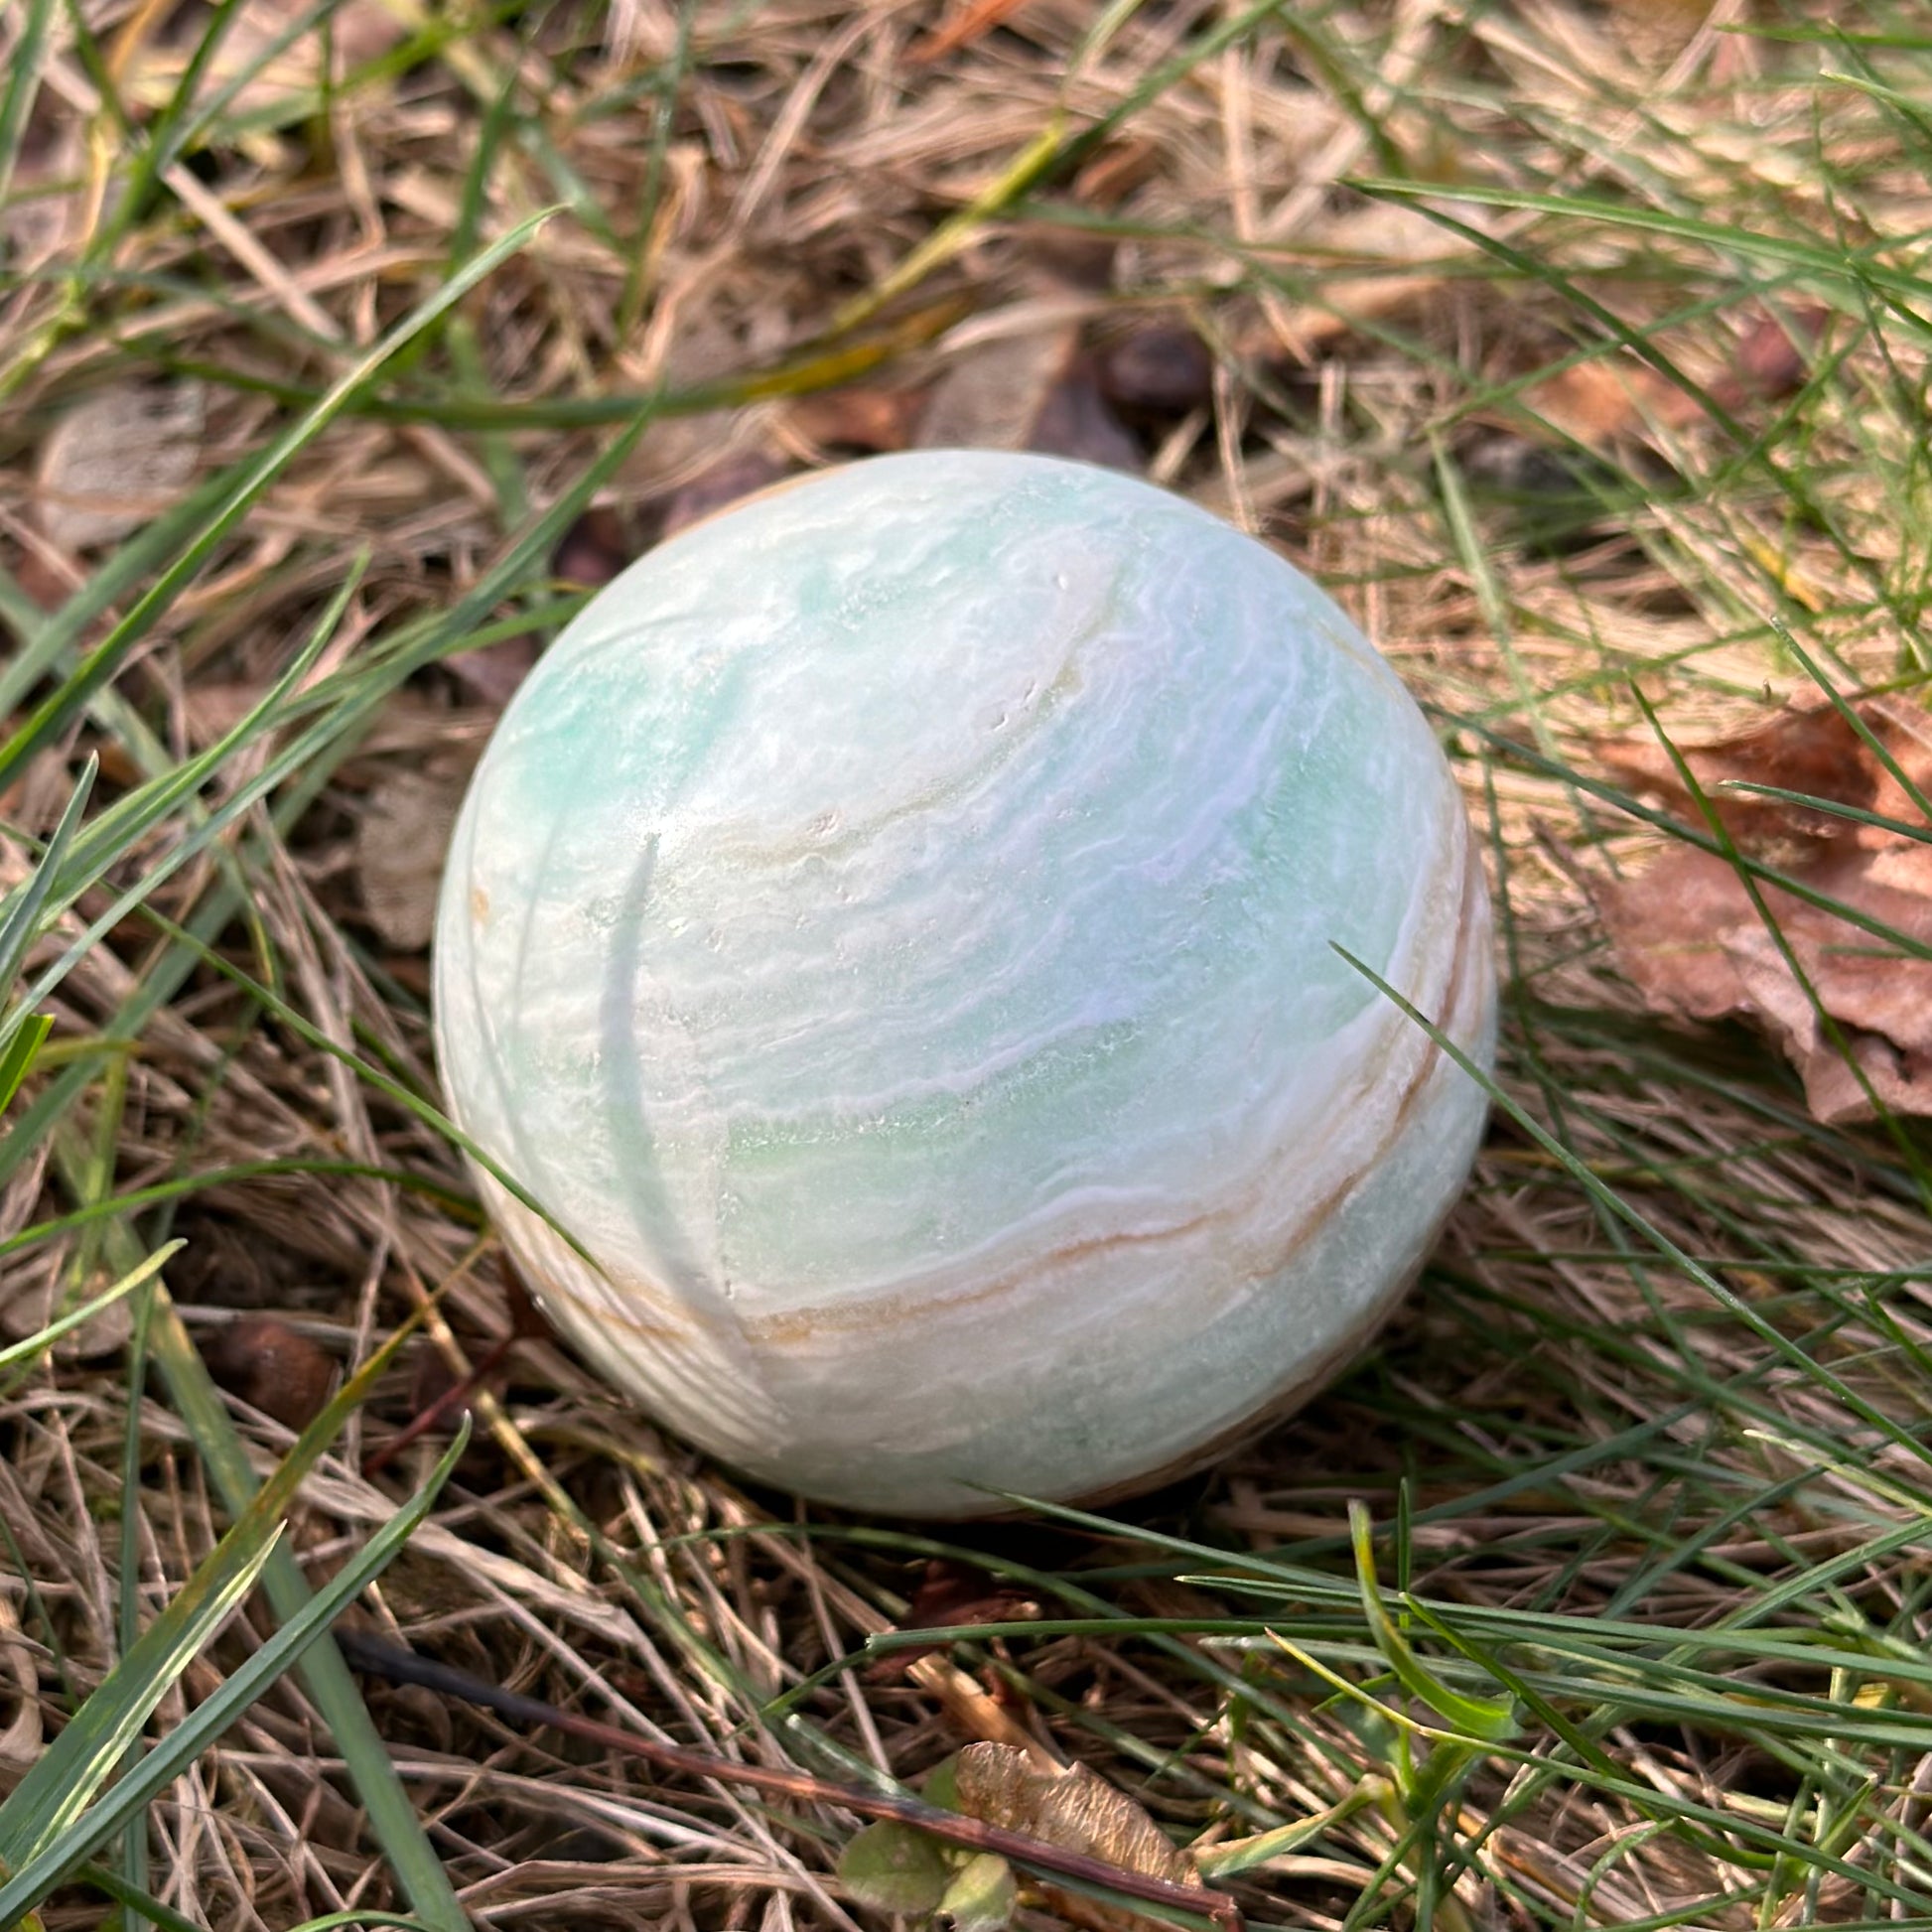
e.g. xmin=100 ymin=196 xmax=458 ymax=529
xmin=336 ymin=1631 xmax=1243 ymax=1932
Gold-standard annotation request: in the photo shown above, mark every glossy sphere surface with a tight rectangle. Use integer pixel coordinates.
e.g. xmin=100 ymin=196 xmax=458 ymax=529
xmin=434 ymin=451 xmax=1494 ymax=1516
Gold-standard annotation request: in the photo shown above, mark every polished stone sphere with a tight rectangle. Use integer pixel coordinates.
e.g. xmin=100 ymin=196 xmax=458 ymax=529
xmin=433 ymin=451 xmax=1494 ymax=1516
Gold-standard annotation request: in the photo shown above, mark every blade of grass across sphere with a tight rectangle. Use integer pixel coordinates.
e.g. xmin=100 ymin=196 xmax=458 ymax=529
xmin=0 ymin=207 xmax=558 ymax=796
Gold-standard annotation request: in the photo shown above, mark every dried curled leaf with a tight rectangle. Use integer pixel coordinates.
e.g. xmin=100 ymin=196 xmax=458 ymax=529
xmin=353 ymin=765 xmax=469 ymax=952
xmin=1523 ymin=356 xmax=1685 ymax=450
xmin=1594 ymin=693 xmax=1932 ymax=1124
xmin=1598 ymin=842 xmax=1932 ymax=1125
xmin=1594 ymin=698 xmax=1932 ymax=848
xmin=953 ymin=1742 xmax=1194 ymax=1932
xmin=35 ymin=382 xmax=205 ymax=551
xmin=915 ymin=327 xmax=1140 ymax=474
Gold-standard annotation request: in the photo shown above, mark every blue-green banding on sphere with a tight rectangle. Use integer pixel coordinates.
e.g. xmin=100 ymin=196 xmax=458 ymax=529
xmin=435 ymin=450 xmax=1495 ymax=1515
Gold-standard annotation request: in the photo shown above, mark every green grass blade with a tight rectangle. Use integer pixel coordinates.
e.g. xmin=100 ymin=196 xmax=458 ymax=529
xmin=0 ymin=1426 xmax=469 ymax=1929
xmin=0 ymin=0 xmax=57 ymax=210
xmin=0 ymin=1539 xmax=281 ymax=1875
xmin=0 ymin=1016 xmax=52 ymax=1118
xmin=0 ymin=756 xmax=95 ymax=1016
xmin=145 ymin=1292 xmax=473 ymax=1932
xmin=0 ymin=1279 xmax=419 ymax=1874
xmin=0 ymin=1239 xmax=177 ymax=1377
xmin=0 ymin=207 xmax=557 ymax=794
xmin=0 ymin=469 xmax=240 ymax=717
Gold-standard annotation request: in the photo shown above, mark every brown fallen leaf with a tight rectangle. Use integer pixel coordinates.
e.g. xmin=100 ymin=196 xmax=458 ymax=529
xmin=865 ymin=1561 xmax=1040 ymax=1683
xmin=1522 ymin=356 xmax=1687 ymax=449
xmin=1595 ymin=698 xmax=1932 ymax=850
xmin=35 ymin=381 xmax=206 ymax=551
xmin=353 ymin=764 xmax=469 ymax=952
xmin=1595 ymin=808 xmax=1932 ymax=1124
xmin=953 ymin=1742 xmax=1196 ymax=1932
xmin=917 ymin=326 xmax=1141 ymax=472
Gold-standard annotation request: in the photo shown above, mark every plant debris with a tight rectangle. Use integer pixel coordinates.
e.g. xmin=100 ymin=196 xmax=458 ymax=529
xmin=351 ymin=764 xmax=471 ymax=954
xmin=1593 ymin=697 xmax=1932 ymax=1121
xmin=343 ymin=1636 xmax=1242 ymax=1932
xmin=866 ymin=1561 xmax=1040 ymax=1682
xmin=952 ymin=1742 xmax=1198 ymax=1932
xmin=204 ymin=1313 xmax=339 ymax=1433
xmin=33 ymin=381 xmax=206 ymax=552
xmin=915 ymin=322 xmax=1140 ymax=472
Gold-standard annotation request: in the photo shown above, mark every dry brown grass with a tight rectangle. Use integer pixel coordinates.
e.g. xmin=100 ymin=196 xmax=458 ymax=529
xmin=5 ymin=1 xmax=1932 ymax=1928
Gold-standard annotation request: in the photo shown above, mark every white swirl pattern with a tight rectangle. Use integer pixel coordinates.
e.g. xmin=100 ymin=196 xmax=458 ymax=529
xmin=435 ymin=451 xmax=1496 ymax=1515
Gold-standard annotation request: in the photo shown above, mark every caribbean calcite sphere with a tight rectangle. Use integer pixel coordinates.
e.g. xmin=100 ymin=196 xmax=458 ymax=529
xmin=434 ymin=450 xmax=1494 ymax=1517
